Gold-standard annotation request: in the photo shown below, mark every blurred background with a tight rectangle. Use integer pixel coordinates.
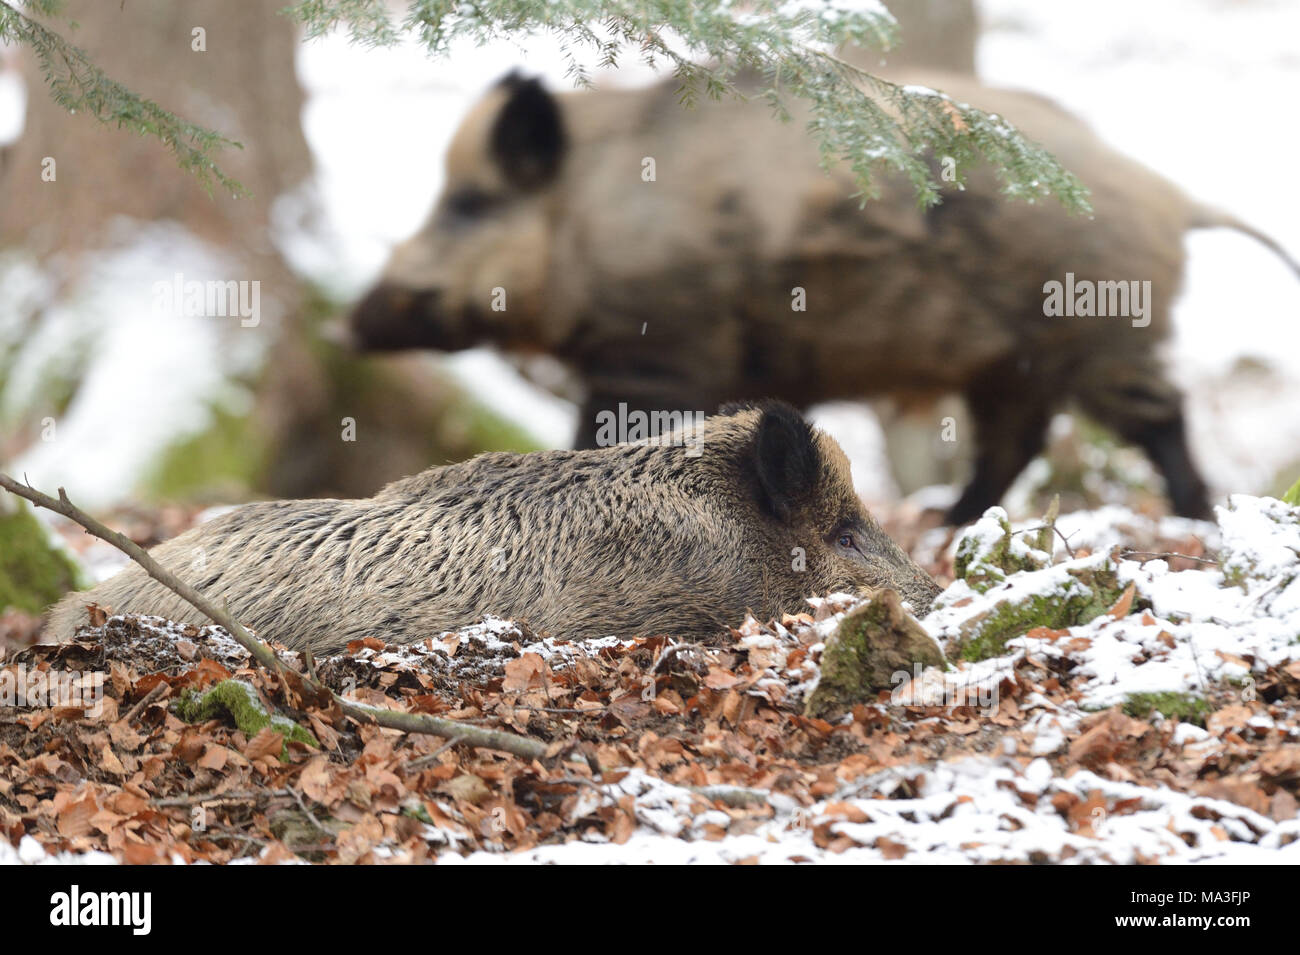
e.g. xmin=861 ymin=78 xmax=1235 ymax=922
xmin=1 ymin=0 xmax=1298 ymax=632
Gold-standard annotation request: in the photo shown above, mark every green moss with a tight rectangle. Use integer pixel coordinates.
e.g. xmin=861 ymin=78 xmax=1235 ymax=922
xmin=957 ymin=561 xmax=1125 ymax=662
xmin=1282 ymin=475 xmax=1300 ymax=508
xmin=175 ymin=679 xmax=317 ymax=759
xmin=954 ymin=508 xmax=1049 ymax=593
xmin=1123 ymin=691 xmax=1211 ymax=727
xmin=401 ymin=800 xmax=435 ymax=825
xmin=0 ymin=501 xmax=83 ymax=614
xmin=455 ymin=400 xmax=541 ymax=455
xmin=805 ymin=590 xmax=946 ymax=720
xmin=143 ymin=394 xmax=267 ymax=501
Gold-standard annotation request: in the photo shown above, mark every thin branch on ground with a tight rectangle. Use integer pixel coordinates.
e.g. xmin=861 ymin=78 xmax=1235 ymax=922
xmin=152 ymin=788 xmax=290 ymax=808
xmin=1118 ymin=550 xmax=1220 ymax=566
xmin=0 ymin=472 xmax=553 ymax=763
xmin=400 ymin=735 xmax=468 ymax=774
xmin=289 ymin=787 xmax=333 ymax=836
xmin=1015 ymin=523 xmax=1077 ymax=560
xmin=122 ymin=681 xmax=169 ymax=725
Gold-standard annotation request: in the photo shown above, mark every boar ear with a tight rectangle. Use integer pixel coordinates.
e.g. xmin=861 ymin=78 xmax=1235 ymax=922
xmin=489 ymin=73 xmax=567 ymax=191
xmin=717 ymin=400 xmax=758 ymax=417
xmin=752 ymin=404 xmax=821 ymax=523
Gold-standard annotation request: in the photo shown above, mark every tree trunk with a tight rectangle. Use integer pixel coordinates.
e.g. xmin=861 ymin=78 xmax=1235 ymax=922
xmin=0 ymin=0 xmax=310 ymax=256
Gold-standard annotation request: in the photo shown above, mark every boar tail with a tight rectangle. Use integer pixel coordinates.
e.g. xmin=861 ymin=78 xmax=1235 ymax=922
xmin=1188 ymin=205 xmax=1300 ymax=283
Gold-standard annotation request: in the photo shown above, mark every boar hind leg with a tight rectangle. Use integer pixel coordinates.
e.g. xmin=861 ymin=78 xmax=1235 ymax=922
xmin=945 ymin=368 xmax=1054 ymax=526
xmin=1073 ymin=368 xmax=1211 ymax=520
xmin=1132 ymin=415 xmax=1211 ymax=520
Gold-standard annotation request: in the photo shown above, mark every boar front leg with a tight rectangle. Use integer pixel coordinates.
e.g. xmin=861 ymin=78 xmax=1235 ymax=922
xmin=945 ymin=363 xmax=1053 ymax=526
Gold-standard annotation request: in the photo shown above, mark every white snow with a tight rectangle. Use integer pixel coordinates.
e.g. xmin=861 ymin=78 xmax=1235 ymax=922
xmin=0 ymin=66 xmax=23 ymax=144
xmin=441 ymin=756 xmax=1300 ymax=865
xmin=3 ymin=3 xmax=1300 ymax=867
xmin=13 ymin=498 xmax=1299 ymax=866
xmin=923 ymin=497 xmax=1300 ymax=710
xmin=3 ymin=223 xmax=265 ymax=509
xmin=441 ymin=497 xmax=1297 ymax=864
xmin=1 ymin=835 xmax=117 ymax=866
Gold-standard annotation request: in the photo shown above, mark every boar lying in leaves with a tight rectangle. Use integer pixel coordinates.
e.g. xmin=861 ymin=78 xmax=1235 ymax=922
xmin=46 ymin=403 xmax=940 ymax=653
xmin=350 ymin=70 xmax=1300 ymax=525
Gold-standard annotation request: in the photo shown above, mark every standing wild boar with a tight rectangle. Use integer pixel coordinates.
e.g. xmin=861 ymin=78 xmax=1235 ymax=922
xmin=349 ymin=70 xmax=1299 ymax=525
xmin=45 ymin=403 xmax=940 ymax=652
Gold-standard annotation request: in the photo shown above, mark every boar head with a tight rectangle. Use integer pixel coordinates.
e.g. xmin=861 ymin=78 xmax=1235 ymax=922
xmin=349 ymin=73 xmax=565 ymax=354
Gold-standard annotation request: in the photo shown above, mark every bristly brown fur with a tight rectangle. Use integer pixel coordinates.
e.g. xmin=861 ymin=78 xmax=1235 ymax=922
xmin=46 ymin=404 xmax=940 ymax=653
xmin=342 ymin=69 xmax=1300 ymax=523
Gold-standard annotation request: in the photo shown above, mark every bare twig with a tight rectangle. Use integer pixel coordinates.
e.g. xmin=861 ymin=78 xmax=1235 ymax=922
xmin=1118 ymin=550 xmax=1219 ymax=566
xmin=505 ymin=704 xmax=606 ymax=715
xmin=0 ymin=472 xmax=550 ymax=762
xmin=122 ymin=681 xmax=168 ymax=725
xmin=339 ymin=699 xmax=549 ymax=761
xmin=289 ymin=786 xmax=332 ymax=836
xmin=205 ymin=827 xmax=268 ymax=849
xmin=400 ymin=735 xmax=467 ymax=774
xmin=1016 ymin=523 xmax=1076 ymax=560
xmin=0 ymin=475 xmax=285 ymax=676
xmin=1245 ymin=573 xmax=1286 ymax=610
xmin=152 ymin=788 xmax=288 ymax=808
xmin=554 ymin=775 xmax=613 ymax=797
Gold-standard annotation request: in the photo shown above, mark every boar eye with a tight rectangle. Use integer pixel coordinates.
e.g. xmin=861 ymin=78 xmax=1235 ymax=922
xmin=837 ymin=533 xmax=854 ymax=550
xmin=444 ymin=187 xmax=497 ymax=219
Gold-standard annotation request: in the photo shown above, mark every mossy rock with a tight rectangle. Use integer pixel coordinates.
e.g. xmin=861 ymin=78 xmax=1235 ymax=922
xmin=804 ymin=590 xmax=947 ymax=720
xmin=953 ymin=507 xmax=1050 ymax=593
xmin=955 ymin=558 xmax=1127 ymax=663
xmin=1123 ymin=691 xmax=1211 ymax=727
xmin=0 ymin=500 xmax=83 ymax=614
xmin=175 ymin=679 xmax=317 ymax=760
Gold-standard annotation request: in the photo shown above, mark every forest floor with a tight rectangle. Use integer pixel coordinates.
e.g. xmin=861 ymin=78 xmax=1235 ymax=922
xmin=2 ymin=492 xmax=1298 ymax=865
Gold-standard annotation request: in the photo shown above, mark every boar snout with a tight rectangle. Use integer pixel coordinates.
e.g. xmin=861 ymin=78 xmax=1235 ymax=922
xmin=349 ymin=284 xmax=465 ymax=352
xmin=905 ymin=569 xmax=943 ymax=617
xmin=857 ymin=525 xmax=942 ymax=617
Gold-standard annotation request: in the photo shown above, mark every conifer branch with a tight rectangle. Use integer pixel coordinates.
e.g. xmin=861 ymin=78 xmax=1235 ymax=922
xmin=1 ymin=0 xmax=1090 ymax=211
xmin=0 ymin=0 xmax=246 ymax=196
